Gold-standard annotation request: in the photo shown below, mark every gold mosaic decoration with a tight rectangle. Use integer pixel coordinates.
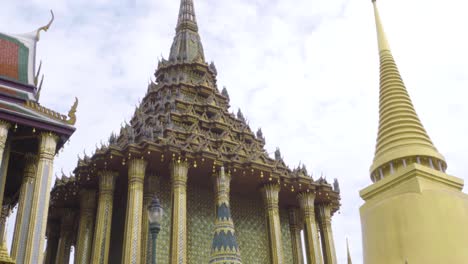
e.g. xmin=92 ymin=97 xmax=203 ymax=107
xmin=231 ymin=193 xmax=271 ymax=264
xmin=187 ymin=184 xmax=215 ymax=263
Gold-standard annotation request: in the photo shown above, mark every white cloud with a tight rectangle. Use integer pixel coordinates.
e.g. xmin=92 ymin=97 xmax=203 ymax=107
xmin=2 ymin=0 xmax=468 ymax=263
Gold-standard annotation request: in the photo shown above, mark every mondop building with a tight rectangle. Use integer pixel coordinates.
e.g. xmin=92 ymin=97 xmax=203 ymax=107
xmin=0 ymin=0 xmax=467 ymax=264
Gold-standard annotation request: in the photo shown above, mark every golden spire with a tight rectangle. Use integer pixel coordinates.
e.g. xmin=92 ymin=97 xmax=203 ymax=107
xmin=169 ymin=0 xmax=205 ymax=62
xmin=346 ymin=238 xmax=352 ymax=264
xmin=370 ymin=0 xmax=446 ymax=178
xmin=176 ymin=0 xmax=198 ymax=32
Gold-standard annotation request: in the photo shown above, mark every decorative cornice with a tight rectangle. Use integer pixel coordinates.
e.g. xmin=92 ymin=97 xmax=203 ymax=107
xmin=361 ymin=163 xmax=464 ymax=201
xmin=25 ymin=100 xmax=74 ymax=125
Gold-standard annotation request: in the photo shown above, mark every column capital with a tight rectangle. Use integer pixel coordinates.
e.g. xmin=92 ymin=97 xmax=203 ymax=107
xmin=23 ymin=154 xmax=37 ymax=182
xmin=97 ymin=170 xmax=118 ymax=193
xmin=317 ymin=203 xmax=333 ymax=226
xmin=297 ymin=191 xmax=316 ymax=213
xmin=79 ymin=189 xmax=97 ymax=210
xmin=38 ymin=132 xmax=59 ymax=159
xmin=288 ymin=207 xmax=301 ymax=229
xmin=170 ymin=159 xmax=189 ymax=186
xmin=0 ymin=120 xmax=11 ymax=130
xmin=260 ymin=183 xmax=280 ymax=207
xmin=0 ymin=120 xmax=9 ymax=143
xmin=60 ymin=209 xmax=77 ymax=231
xmin=128 ymin=158 xmax=147 ymax=183
xmin=23 ymin=153 xmax=37 ymax=165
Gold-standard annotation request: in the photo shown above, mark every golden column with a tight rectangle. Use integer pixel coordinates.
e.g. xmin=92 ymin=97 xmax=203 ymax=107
xmin=288 ymin=207 xmax=304 ymax=264
xmin=24 ymin=132 xmax=58 ymax=264
xmin=44 ymin=222 xmax=60 ymax=264
xmin=75 ymin=189 xmax=97 ymax=264
xmin=297 ymin=191 xmax=322 ymax=264
xmin=141 ymin=173 xmax=159 ymax=264
xmin=54 ymin=209 xmax=75 ymax=264
xmin=11 ymin=153 xmax=37 ymax=263
xmin=169 ymin=158 xmax=189 ymax=264
xmin=317 ymin=204 xmax=337 ymax=264
xmin=260 ymin=183 xmax=284 ymax=264
xmin=0 ymin=121 xmax=11 ymax=221
xmin=122 ymin=158 xmax=147 ymax=264
xmin=90 ymin=170 xmax=118 ymax=264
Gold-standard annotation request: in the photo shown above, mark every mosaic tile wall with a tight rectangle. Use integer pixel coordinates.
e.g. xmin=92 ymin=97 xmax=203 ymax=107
xmin=155 ymin=178 xmax=172 ymax=264
xmin=147 ymin=178 xmax=295 ymax=264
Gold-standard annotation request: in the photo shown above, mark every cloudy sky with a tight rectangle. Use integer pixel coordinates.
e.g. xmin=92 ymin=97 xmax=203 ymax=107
xmin=2 ymin=0 xmax=468 ymax=262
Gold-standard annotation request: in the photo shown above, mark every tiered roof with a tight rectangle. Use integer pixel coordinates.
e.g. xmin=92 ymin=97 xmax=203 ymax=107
xmin=51 ymin=0 xmax=340 ymax=212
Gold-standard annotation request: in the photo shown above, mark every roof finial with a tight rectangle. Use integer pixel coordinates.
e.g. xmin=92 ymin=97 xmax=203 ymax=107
xmin=66 ymin=97 xmax=78 ymax=125
xmin=176 ymin=0 xmax=198 ymax=32
xmin=372 ymin=0 xmax=390 ymax=52
xmin=369 ymin=0 xmax=446 ymax=177
xmin=36 ymin=10 xmax=55 ymax=41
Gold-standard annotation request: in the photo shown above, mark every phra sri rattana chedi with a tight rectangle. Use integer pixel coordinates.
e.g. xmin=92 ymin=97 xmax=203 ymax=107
xmin=359 ymin=1 xmax=468 ymax=264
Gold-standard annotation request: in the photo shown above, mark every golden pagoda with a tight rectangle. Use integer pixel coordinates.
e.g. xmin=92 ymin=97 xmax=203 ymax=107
xmin=44 ymin=0 xmax=341 ymax=263
xmin=360 ymin=1 xmax=468 ymax=263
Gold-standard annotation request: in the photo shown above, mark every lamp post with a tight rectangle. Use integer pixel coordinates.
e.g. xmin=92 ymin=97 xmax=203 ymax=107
xmin=147 ymin=197 xmax=163 ymax=264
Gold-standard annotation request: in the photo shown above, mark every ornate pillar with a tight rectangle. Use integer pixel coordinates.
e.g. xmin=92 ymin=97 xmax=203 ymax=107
xmin=44 ymin=222 xmax=60 ymax=264
xmin=11 ymin=153 xmax=37 ymax=262
xmin=209 ymin=166 xmax=242 ymax=263
xmin=90 ymin=170 xmax=117 ymax=264
xmin=0 ymin=121 xmax=10 ymax=214
xmin=288 ymin=207 xmax=304 ymax=264
xmin=75 ymin=189 xmax=97 ymax=264
xmin=141 ymin=173 xmax=159 ymax=264
xmin=260 ymin=183 xmax=284 ymax=264
xmin=55 ymin=209 xmax=75 ymax=264
xmin=0 ymin=203 xmax=14 ymax=264
xmin=0 ymin=204 xmax=11 ymax=244
xmin=169 ymin=159 xmax=189 ymax=264
xmin=317 ymin=204 xmax=337 ymax=264
xmin=24 ymin=132 xmax=58 ymax=264
xmin=297 ymin=191 xmax=322 ymax=264
xmin=122 ymin=158 xmax=147 ymax=264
